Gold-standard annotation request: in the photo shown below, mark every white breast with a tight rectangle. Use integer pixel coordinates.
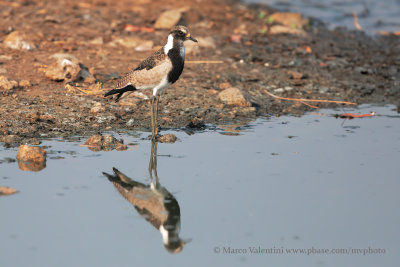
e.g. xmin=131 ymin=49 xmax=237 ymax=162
xmin=152 ymin=75 xmax=171 ymax=96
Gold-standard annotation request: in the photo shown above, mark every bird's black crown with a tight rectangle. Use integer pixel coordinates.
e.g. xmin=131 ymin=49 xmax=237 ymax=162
xmin=170 ymin=25 xmax=197 ymax=42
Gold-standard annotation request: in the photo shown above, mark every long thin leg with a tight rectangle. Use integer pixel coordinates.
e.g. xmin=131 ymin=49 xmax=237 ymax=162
xmin=155 ymin=95 xmax=159 ymax=136
xmin=148 ymin=139 xmax=159 ymax=189
xmin=151 ymin=96 xmax=156 ymax=137
xmin=153 ymin=140 xmax=159 ymax=184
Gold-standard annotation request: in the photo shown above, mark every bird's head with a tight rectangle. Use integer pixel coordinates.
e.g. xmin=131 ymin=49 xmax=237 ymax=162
xmin=164 ymin=237 xmax=192 ymax=254
xmin=170 ymin=25 xmax=198 ymax=43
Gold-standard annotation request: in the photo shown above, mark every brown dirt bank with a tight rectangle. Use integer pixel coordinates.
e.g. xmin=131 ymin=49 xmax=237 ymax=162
xmin=0 ymin=0 xmax=399 ymax=146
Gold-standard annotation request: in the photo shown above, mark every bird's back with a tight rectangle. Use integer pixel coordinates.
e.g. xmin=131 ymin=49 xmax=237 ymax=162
xmin=114 ymin=48 xmax=171 ymax=90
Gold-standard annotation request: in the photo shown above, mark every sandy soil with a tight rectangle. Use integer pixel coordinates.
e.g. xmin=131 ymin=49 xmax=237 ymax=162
xmin=0 ymin=0 xmax=399 ymax=145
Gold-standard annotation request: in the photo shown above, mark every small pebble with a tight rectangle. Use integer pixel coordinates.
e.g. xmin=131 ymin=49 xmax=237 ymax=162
xmin=319 ymin=87 xmax=329 ymax=94
xmin=126 ymin=118 xmax=135 ymax=127
xmin=19 ymin=80 xmax=31 ymax=87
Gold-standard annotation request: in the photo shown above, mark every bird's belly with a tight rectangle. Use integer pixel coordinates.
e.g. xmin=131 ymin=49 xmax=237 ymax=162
xmin=135 ymin=78 xmax=171 ymax=96
xmin=152 ymin=75 xmax=171 ymax=96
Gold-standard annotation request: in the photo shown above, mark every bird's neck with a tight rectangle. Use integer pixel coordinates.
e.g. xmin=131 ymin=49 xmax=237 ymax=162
xmin=164 ymin=34 xmax=185 ymax=84
xmin=163 ymin=34 xmax=184 ymax=58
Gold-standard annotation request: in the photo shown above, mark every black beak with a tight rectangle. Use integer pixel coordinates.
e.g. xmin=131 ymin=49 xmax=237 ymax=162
xmin=188 ymin=35 xmax=198 ymax=42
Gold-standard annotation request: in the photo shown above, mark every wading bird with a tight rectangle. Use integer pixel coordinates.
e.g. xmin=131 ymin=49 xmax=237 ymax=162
xmin=104 ymin=25 xmax=197 ymax=139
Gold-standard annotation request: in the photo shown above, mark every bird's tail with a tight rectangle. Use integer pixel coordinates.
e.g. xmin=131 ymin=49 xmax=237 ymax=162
xmin=104 ymin=85 xmax=136 ymax=102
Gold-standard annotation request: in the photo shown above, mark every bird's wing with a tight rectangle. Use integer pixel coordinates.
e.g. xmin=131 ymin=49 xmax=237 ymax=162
xmin=118 ymin=59 xmax=172 ymax=90
xmin=134 ymin=47 xmax=165 ymax=71
xmin=113 ymin=49 xmax=171 ymax=90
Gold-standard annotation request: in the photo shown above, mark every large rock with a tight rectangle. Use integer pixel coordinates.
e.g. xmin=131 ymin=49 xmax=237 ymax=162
xmin=218 ymin=87 xmax=251 ymax=107
xmin=45 ymin=53 xmax=94 ymax=82
xmin=16 ymin=145 xmax=46 ymax=172
xmin=158 ymin=133 xmax=177 ymax=143
xmin=0 ymin=76 xmax=18 ymax=90
xmin=4 ymin=31 xmax=36 ymax=50
xmin=269 ymin=25 xmax=307 ymax=37
xmin=154 ymin=8 xmax=185 ymax=29
xmin=45 ymin=54 xmax=80 ymax=82
xmin=108 ymin=37 xmax=153 ymax=51
xmin=84 ymin=134 xmax=127 ymax=151
xmin=17 ymin=145 xmax=46 ymax=163
xmin=269 ymin=12 xmax=308 ymax=29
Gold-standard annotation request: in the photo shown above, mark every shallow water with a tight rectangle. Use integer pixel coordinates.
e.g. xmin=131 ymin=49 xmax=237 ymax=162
xmin=245 ymin=0 xmax=400 ymax=34
xmin=1 ymin=104 xmax=399 ymax=267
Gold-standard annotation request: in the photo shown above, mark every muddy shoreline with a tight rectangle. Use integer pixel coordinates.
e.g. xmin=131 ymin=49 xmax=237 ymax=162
xmin=0 ymin=0 xmax=399 ymax=146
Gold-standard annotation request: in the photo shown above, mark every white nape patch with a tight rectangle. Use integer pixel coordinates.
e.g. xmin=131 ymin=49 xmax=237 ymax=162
xmin=164 ymin=34 xmax=174 ymax=55
xmin=159 ymin=225 xmax=169 ymax=244
xmin=153 ymin=75 xmax=171 ymax=96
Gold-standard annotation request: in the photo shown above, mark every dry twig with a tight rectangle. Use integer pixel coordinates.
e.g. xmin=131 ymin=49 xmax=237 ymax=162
xmin=264 ymin=89 xmax=357 ymax=108
xmin=337 ymin=112 xmax=375 ymax=119
xmin=353 ymin=12 xmax=363 ymax=31
xmin=299 ymin=101 xmax=319 ymax=109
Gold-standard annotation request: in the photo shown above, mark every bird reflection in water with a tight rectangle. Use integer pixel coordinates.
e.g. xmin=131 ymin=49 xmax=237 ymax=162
xmin=103 ymin=140 xmax=188 ymax=253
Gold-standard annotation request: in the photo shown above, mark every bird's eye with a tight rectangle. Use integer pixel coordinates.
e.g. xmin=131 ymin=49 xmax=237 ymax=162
xmin=177 ymin=30 xmax=184 ymax=36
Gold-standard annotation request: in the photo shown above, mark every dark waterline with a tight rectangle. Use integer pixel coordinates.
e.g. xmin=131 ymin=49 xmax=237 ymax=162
xmin=1 ymin=105 xmax=399 ymax=267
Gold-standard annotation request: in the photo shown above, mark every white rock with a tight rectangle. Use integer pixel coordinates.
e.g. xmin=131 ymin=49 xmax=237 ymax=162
xmin=274 ymin=88 xmax=284 ymax=93
xmin=126 ymin=119 xmax=135 ymax=127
